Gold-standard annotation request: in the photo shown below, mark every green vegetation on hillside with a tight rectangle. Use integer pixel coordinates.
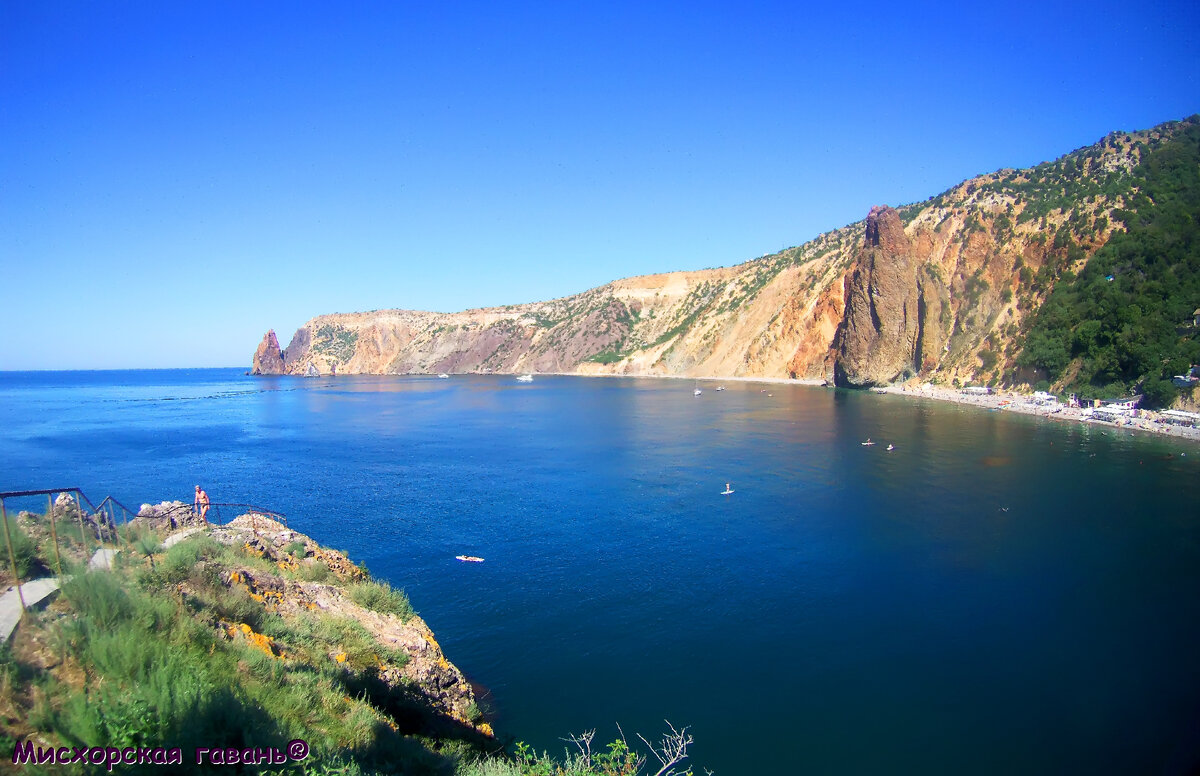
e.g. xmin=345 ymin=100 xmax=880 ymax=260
xmin=314 ymin=324 xmax=360 ymax=362
xmin=0 ymin=513 xmax=704 ymax=775
xmin=1018 ymin=117 xmax=1200 ymax=406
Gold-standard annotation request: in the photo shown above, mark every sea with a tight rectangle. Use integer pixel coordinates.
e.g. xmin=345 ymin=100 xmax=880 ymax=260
xmin=1 ymin=368 xmax=1198 ymax=774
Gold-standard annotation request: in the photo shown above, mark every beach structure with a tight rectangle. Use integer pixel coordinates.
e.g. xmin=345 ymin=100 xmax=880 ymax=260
xmin=1160 ymin=410 xmax=1200 ymax=428
xmin=1031 ymin=391 xmax=1058 ymax=406
xmin=1103 ymin=396 xmax=1142 ymax=411
xmin=961 ymin=386 xmax=991 ymax=395
xmin=1086 ymin=406 xmax=1130 ymax=423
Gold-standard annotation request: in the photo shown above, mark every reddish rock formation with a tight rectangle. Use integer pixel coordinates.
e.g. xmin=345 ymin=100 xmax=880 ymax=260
xmin=251 ymin=330 xmax=286 ymax=375
xmin=833 ymin=206 xmax=947 ymax=387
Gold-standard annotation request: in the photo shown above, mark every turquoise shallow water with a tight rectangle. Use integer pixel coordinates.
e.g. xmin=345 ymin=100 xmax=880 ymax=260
xmin=2 ymin=369 xmax=1199 ymax=774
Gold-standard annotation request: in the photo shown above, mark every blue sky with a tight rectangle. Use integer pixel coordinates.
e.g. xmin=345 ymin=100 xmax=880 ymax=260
xmin=2 ymin=1 xmax=1197 ymax=369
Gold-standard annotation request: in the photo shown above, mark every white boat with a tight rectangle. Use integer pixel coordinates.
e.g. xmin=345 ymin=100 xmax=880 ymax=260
xmin=437 ymin=373 xmax=449 ymax=379
xmin=715 ymin=386 xmax=726 ymax=391
xmin=516 ymin=374 xmax=533 ymax=382
xmin=455 ymin=555 xmax=484 ymax=563
xmin=694 ymin=388 xmax=702 ymax=396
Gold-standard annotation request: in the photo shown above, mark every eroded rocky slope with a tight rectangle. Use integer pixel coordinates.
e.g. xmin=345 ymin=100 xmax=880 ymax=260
xmin=252 ymin=117 xmax=1195 ymax=389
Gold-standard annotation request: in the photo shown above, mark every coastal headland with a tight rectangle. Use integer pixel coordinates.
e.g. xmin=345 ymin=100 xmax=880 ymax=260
xmin=251 ymin=116 xmax=1200 ymax=430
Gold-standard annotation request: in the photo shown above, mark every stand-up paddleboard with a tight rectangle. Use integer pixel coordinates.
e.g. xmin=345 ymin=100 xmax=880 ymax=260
xmin=456 ymin=555 xmax=484 ymax=563
xmin=861 ymin=439 xmax=875 ymax=446
xmin=721 ymin=483 xmax=734 ymax=495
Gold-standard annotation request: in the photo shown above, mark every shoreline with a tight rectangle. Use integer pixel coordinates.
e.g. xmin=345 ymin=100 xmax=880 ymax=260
xmin=251 ymin=368 xmax=1200 ymax=445
xmin=549 ymin=370 xmax=1200 ymax=444
xmin=877 ymin=383 xmax=1200 ymax=445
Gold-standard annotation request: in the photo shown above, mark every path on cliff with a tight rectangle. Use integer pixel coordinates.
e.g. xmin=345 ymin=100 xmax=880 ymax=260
xmin=0 ymin=526 xmax=207 ymax=644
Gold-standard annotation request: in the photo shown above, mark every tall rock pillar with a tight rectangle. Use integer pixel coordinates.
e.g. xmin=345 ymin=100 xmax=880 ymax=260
xmin=251 ymin=330 xmax=286 ymax=375
xmin=833 ymin=206 xmax=945 ymax=386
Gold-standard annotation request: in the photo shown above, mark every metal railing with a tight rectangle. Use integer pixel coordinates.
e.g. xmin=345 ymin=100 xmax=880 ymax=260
xmin=0 ymin=487 xmax=286 ymax=616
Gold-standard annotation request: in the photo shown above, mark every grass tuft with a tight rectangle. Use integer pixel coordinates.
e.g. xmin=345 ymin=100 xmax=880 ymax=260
xmin=346 ymin=579 xmax=415 ymax=621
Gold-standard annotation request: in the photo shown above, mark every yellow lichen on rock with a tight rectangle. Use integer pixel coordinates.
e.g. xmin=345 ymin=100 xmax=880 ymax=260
xmin=310 ymin=547 xmax=367 ymax=581
xmin=226 ymin=622 xmax=285 ymax=659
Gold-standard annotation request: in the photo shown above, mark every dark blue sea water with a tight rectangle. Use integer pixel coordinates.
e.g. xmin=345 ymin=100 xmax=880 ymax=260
xmin=2 ymin=368 xmax=1198 ymax=774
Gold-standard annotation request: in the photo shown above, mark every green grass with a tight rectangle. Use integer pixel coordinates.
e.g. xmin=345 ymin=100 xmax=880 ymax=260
xmin=584 ymin=349 xmax=628 ymax=365
xmin=36 ymin=554 xmax=450 ymax=773
xmin=0 ymin=516 xmax=46 ymax=580
xmin=346 ymin=579 xmax=416 ymax=621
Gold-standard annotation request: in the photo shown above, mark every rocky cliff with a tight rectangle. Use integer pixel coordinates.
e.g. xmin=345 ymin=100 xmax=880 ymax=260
xmin=252 ymin=116 xmax=1196 ymax=390
xmin=251 ymin=330 xmax=286 ymax=375
xmin=832 ymin=206 xmax=948 ymax=386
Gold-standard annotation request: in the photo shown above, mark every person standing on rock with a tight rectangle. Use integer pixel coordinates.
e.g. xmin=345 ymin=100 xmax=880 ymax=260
xmin=194 ymin=485 xmax=211 ymax=524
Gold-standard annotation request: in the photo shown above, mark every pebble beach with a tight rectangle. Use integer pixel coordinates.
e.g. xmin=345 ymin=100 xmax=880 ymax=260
xmin=879 ymin=383 xmax=1200 ymax=444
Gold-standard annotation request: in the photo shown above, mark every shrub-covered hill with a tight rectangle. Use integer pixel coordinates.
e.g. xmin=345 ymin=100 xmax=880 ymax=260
xmin=1018 ymin=118 xmax=1200 ymax=406
xmin=0 ymin=507 xmax=702 ymax=775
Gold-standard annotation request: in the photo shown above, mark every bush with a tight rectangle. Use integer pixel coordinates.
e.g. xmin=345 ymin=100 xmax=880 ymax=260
xmin=347 ymin=579 xmax=415 ymax=621
xmin=0 ymin=516 xmax=44 ymax=579
xmin=1141 ymin=377 xmax=1178 ymax=409
xmin=300 ymin=561 xmax=332 ymax=582
xmin=156 ymin=534 xmax=226 ymax=585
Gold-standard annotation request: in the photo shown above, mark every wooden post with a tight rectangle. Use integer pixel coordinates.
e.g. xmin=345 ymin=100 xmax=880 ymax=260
xmin=102 ymin=502 xmax=115 ymax=545
xmin=46 ymin=495 xmax=62 ymax=577
xmin=1 ymin=499 xmax=28 ymax=613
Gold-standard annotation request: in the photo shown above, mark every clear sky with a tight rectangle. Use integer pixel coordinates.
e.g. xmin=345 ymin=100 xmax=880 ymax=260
xmin=2 ymin=1 xmax=1197 ymax=369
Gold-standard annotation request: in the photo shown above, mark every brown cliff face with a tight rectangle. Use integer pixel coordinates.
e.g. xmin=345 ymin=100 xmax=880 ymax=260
xmin=251 ymin=330 xmax=286 ymax=375
xmin=250 ymin=118 xmax=1183 ymax=387
xmin=833 ymin=206 xmax=946 ymax=387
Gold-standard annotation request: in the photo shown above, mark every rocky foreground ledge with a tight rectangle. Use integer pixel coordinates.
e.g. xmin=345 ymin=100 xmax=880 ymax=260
xmin=0 ymin=503 xmax=495 ymax=774
xmin=211 ymin=512 xmax=492 ymax=740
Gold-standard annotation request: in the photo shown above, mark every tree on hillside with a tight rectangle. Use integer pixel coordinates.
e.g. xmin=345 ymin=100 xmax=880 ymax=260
xmin=1018 ymin=117 xmax=1200 ymax=407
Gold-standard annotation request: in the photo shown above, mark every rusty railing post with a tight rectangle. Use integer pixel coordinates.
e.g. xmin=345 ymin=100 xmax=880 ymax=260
xmin=71 ymin=493 xmax=89 ymax=554
xmin=46 ymin=495 xmax=62 ymax=577
xmin=1 ymin=499 xmax=28 ymax=613
xmin=120 ymin=502 xmax=132 ymax=553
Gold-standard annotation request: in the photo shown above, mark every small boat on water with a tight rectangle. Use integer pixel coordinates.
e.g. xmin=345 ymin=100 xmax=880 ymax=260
xmin=516 ymin=374 xmax=533 ymax=382
xmin=456 ymin=555 xmax=484 ymax=563
xmin=715 ymin=386 xmax=726 ymax=391
xmin=861 ymin=439 xmax=875 ymax=446
xmin=886 ymin=444 xmax=894 ymax=451
xmin=694 ymin=388 xmax=702 ymax=396
xmin=437 ymin=373 xmax=449 ymax=379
